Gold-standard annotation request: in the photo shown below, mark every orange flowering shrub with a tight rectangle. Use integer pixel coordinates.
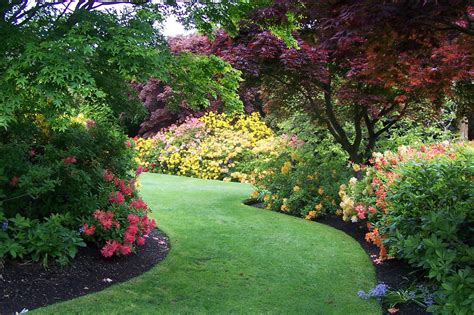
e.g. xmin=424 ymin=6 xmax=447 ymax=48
xmin=340 ymin=141 xmax=469 ymax=258
xmin=339 ymin=141 xmax=474 ymax=313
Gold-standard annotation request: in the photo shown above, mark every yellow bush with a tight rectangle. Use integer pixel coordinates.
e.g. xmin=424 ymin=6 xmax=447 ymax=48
xmin=133 ymin=112 xmax=278 ymax=181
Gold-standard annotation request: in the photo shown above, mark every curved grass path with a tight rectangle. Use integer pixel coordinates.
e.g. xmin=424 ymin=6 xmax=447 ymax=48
xmin=35 ymin=174 xmax=380 ymax=314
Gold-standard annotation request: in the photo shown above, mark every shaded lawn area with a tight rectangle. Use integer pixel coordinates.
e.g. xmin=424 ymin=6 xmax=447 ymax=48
xmin=34 ymin=173 xmax=380 ymax=314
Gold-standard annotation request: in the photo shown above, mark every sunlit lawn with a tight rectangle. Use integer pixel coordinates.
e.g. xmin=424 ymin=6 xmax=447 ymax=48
xmin=34 ymin=173 xmax=380 ymax=314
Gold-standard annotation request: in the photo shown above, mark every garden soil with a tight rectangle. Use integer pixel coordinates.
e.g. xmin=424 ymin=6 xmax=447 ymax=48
xmin=0 ymin=229 xmax=169 ymax=315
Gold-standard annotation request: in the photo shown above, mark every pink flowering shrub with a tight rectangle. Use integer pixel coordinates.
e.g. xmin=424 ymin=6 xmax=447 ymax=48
xmin=81 ymin=170 xmax=156 ymax=258
xmin=1 ymin=121 xmax=137 ymax=220
xmin=0 ymin=119 xmax=155 ymax=264
xmin=339 ymin=141 xmax=469 ymax=259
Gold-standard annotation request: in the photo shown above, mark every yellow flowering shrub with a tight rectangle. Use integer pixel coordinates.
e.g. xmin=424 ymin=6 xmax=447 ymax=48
xmin=132 ymin=112 xmax=278 ymax=181
xmin=249 ymin=136 xmax=352 ymax=221
xmin=133 ymin=137 xmax=157 ymax=170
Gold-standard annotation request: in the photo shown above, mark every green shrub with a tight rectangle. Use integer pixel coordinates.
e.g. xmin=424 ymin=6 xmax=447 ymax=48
xmin=384 ymin=147 xmax=474 ymax=314
xmin=0 ymin=213 xmax=85 ymax=266
xmin=251 ymin=129 xmax=351 ymax=220
xmin=340 ymin=142 xmax=474 ymax=314
xmin=1 ymin=120 xmax=135 ymax=220
xmin=0 ymin=116 xmax=149 ymax=265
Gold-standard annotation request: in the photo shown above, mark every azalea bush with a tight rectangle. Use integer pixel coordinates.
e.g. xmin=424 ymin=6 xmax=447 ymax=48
xmin=0 ymin=115 xmax=154 ymax=264
xmin=133 ymin=112 xmax=277 ymax=180
xmin=249 ymin=131 xmax=351 ymax=220
xmin=1 ymin=117 xmax=135 ymax=220
xmin=340 ymin=141 xmax=474 ymax=314
xmin=80 ymin=169 xmax=156 ymax=258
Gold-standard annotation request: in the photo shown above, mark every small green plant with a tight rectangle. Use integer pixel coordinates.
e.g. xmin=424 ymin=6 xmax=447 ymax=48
xmin=0 ymin=213 xmax=85 ymax=267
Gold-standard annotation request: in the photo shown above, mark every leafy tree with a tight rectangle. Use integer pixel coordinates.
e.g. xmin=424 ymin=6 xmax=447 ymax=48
xmin=211 ymin=1 xmax=473 ymax=162
xmin=133 ymin=33 xmax=261 ymax=137
xmin=0 ymin=0 xmax=244 ymax=130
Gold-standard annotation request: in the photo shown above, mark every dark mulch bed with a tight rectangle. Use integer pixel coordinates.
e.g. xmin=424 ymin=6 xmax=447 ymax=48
xmin=0 ymin=229 xmax=170 ymax=315
xmin=244 ymin=199 xmax=428 ymax=315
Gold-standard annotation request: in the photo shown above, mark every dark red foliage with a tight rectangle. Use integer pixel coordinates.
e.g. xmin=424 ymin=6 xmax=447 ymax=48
xmin=211 ymin=1 xmax=473 ymax=161
xmin=130 ymin=76 xmax=225 ymax=137
xmin=167 ymin=34 xmax=212 ymax=55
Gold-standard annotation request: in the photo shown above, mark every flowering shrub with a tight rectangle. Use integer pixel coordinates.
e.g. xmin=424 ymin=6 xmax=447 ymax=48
xmin=0 ymin=116 xmax=155 ymax=263
xmin=80 ymin=169 xmax=156 ymax=258
xmin=250 ymin=133 xmax=351 ymax=220
xmin=340 ymin=141 xmax=474 ymax=314
xmin=133 ymin=112 xmax=277 ymax=180
xmin=1 ymin=118 xmax=136 ymax=220
xmin=133 ymin=137 xmax=156 ymax=171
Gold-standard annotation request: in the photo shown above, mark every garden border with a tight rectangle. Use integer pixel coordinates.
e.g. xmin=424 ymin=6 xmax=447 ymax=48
xmin=0 ymin=228 xmax=170 ymax=314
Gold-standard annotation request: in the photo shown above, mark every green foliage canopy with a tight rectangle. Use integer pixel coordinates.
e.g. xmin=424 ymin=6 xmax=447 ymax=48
xmin=0 ymin=0 xmax=246 ymax=129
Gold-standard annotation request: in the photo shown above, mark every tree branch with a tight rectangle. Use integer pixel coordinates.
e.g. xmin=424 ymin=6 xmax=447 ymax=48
xmin=437 ymin=20 xmax=474 ymax=36
xmin=352 ymin=106 xmax=363 ymax=151
xmin=322 ymin=83 xmax=351 ymax=148
xmin=5 ymin=0 xmax=28 ymax=23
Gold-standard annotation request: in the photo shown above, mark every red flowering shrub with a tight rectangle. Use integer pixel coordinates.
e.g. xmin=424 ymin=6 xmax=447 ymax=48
xmin=103 ymin=169 xmax=114 ymax=182
xmin=81 ymin=170 xmax=156 ymax=257
xmin=0 ymin=118 xmax=151 ymax=265
xmin=82 ymin=223 xmax=96 ymax=236
xmin=109 ymin=191 xmax=125 ymax=205
xmin=63 ymin=156 xmax=77 ymax=165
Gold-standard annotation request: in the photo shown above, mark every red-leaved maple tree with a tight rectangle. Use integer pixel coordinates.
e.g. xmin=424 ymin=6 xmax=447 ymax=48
xmin=212 ymin=0 xmax=473 ymax=162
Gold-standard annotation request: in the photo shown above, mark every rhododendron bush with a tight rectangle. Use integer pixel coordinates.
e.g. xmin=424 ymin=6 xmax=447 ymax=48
xmin=0 ymin=116 xmax=155 ymax=264
xmin=339 ymin=141 xmax=474 ymax=314
xmin=133 ymin=112 xmax=290 ymax=181
xmin=81 ymin=170 xmax=155 ymax=258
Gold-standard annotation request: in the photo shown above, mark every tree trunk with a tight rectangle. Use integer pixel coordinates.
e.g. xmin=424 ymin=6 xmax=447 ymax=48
xmin=458 ymin=116 xmax=469 ymax=140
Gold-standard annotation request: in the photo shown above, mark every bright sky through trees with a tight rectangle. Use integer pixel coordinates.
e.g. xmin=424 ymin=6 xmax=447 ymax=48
xmin=96 ymin=1 xmax=193 ymax=36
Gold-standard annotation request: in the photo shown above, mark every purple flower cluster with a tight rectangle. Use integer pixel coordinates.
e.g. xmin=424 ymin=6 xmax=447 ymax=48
xmin=2 ymin=219 xmax=8 ymax=232
xmin=370 ymin=283 xmax=389 ymax=297
xmin=358 ymin=283 xmax=389 ymax=300
xmin=424 ymin=295 xmax=434 ymax=306
xmin=419 ymin=285 xmax=435 ymax=306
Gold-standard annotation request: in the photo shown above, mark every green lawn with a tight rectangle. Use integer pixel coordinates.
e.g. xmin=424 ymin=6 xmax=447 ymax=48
xmin=34 ymin=173 xmax=380 ymax=314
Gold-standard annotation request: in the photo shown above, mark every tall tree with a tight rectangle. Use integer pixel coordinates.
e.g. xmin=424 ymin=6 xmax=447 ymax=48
xmin=0 ymin=0 xmax=245 ymax=130
xmin=211 ymin=1 xmax=473 ymax=162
